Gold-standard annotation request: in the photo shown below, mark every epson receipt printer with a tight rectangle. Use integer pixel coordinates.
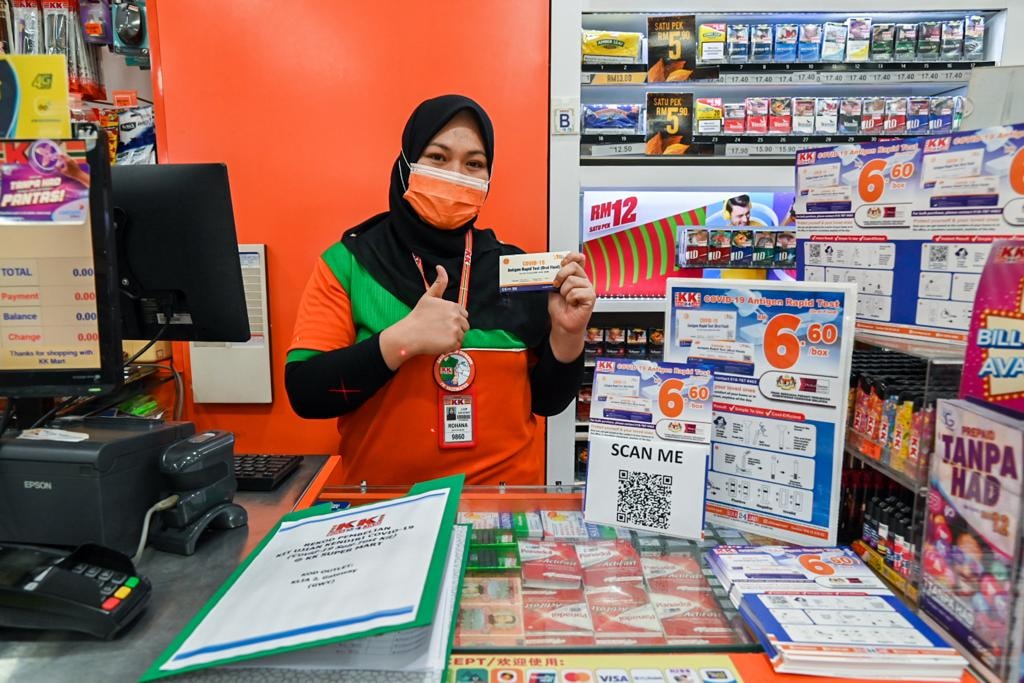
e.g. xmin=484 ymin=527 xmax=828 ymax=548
xmin=0 ymin=418 xmax=195 ymax=556
xmin=0 ymin=419 xmax=246 ymax=557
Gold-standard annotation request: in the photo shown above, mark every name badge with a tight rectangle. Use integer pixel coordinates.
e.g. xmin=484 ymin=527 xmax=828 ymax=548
xmin=439 ymin=393 xmax=475 ymax=449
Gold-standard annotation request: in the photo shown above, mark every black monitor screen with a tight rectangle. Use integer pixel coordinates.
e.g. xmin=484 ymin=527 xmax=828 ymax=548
xmin=0 ymin=136 xmax=121 ymax=397
xmin=112 ymin=163 xmax=249 ymax=343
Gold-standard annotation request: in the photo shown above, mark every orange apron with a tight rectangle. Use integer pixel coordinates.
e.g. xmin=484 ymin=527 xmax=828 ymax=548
xmin=335 ymin=348 xmax=543 ymax=486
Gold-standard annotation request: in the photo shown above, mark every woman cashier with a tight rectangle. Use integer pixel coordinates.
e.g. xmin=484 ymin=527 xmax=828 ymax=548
xmin=286 ymin=95 xmax=596 ymax=485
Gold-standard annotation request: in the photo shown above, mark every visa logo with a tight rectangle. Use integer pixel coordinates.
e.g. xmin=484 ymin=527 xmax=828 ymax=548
xmin=596 ymin=672 xmax=629 ymax=683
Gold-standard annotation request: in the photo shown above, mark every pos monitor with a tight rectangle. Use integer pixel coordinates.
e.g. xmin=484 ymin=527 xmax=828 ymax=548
xmin=0 ymin=136 xmax=122 ymax=399
xmin=112 ymin=164 xmax=250 ymax=343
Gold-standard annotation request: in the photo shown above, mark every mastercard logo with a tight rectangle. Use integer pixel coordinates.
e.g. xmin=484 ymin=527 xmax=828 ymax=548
xmin=561 ymin=672 xmax=593 ymax=682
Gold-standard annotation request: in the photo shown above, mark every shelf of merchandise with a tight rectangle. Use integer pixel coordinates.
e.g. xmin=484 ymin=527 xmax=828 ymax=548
xmin=546 ymin=0 xmax=1020 ymax=486
xmin=845 ymin=443 xmax=926 ymax=494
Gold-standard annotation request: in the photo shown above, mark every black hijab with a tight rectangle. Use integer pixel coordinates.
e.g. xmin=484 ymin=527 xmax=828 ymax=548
xmin=342 ymin=94 xmax=548 ymax=348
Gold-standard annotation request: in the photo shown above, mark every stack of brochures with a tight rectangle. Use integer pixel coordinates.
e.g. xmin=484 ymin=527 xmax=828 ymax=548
xmin=708 ymin=546 xmax=968 ymax=681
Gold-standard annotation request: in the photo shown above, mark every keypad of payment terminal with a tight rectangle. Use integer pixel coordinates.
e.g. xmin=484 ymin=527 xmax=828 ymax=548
xmin=0 ymin=542 xmax=151 ymax=638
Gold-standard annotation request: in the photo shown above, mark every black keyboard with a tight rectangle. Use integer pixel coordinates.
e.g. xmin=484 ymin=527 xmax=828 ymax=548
xmin=233 ymin=454 xmax=303 ymax=491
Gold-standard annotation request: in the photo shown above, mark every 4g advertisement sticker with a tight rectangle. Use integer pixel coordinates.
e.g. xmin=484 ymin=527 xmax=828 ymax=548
xmin=665 ymin=279 xmax=857 ymax=545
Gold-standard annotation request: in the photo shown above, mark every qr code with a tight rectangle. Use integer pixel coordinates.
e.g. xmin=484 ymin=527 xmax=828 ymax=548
xmin=928 ymin=245 xmax=949 ymax=268
xmin=616 ymin=469 xmax=672 ymax=529
xmin=807 ymin=243 xmax=821 ymax=261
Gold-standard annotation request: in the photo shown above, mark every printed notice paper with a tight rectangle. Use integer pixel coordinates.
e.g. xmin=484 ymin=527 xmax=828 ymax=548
xmin=142 ymin=476 xmax=464 ymax=681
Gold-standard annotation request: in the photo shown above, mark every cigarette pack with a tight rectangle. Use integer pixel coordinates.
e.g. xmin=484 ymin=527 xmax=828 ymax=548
xmin=695 ymin=97 xmax=724 ymax=135
xmin=578 ymin=539 xmax=644 ymax=586
xmin=682 ymin=228 xmax=709 ymax=266
xmin=698 ymin=22 xmax=727 ymax=63
xmin=751 ymin=23 xmax=773 ymax=62
xmin=522 ymin=588 xmax=593 ymax=635
xmin=798 ymin=23 xmax=821 ymax=62
xmin=929 ymin=96 xmax=955 ymax=134
xmin=541 ymin=509 xmax=588 ymax=541
xmin=907 ymin=97 xmax=930 ymax=135
xmin=752 ymin=231 xmax=776 ymax=267
xmin=461 ymin=576 xmax=523 ymax=605
xmin=769 ymin=97 xmax=792 ymax=134
xmin=604 ymin=327 xmax=626 ymax=357
xmin=582 ymin=104 xmax=641 ymax=134
xmin=964 ymin=15 xmax=986 ymax=59
xmin=839 ymin=97 xmax=862 ymax=135
xmin=519 ymin=540 xmax=583 ymax=590
xmin=584 ymin=327 xmax=604 ymax=362
xmin=581 ymin=29 xmax=642 ymax=64
xmin=707 ymin=230 xmax=732 ymax=266
xmin=724 ymin=103 xmax=746 ymax=134
xmin=792 ymin=97 xmax=815 ymax=134
xmin=884 ymin=97 xmax=907 ymax=135
xmin=870 ymin=23 xmax=895 ymax=61
xmin=745 ymin=97 xmax=768 ymax=134
xmin=625 ymin=328 xmax=648 ymax=358
xmin=815 ymin=97 xmax=839 ymax=134
xmin=895 ymin=23 xmax=918 ymax=60
xmin=730 ymin=230 xmax=753 ymax=266
xmin=846 ymin=17 xmax=872 ymax=62
xmin=648 ymin=328 xmax=664 ymax=359
xmin=860 ymin=97 xmax=886 ymax=135
xmin=954 ymin=95 xmax=964 ymax=131
xmin=917 ymin=21 xmax=941 ymax=59
xmin=726 ymin=24 xmax=750 ymax=63
xmin=775 ymin=232 xmax=796 ymax=266
xmin=821 ymin=22 xmax=847 ymax=62
xmin=941 ymin=19 xmax=965 ymax=59
xmin=774 ymin=23 xmax=798 ymax=62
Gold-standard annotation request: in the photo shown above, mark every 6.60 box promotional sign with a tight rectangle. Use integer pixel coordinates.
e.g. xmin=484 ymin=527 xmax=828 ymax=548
xmin=665 ymin=279 xmax=857 ymax=545
xmin=796 ymin=124 xmax=1024 ymax=342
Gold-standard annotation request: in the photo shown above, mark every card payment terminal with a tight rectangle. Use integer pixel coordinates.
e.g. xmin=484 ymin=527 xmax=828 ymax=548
xmin=0 ymin=542 xmax=151 ymax=638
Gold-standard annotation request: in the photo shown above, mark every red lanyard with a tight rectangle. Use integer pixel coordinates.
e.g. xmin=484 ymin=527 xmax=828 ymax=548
xmin=412 ymin=230 xmax=473 ymax=309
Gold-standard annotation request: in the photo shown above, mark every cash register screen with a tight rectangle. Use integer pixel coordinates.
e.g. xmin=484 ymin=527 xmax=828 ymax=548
xmin=0 ymin=546 xmax=48 ymax=586
xmin=0 ymin=137 xmax=120 ymax=397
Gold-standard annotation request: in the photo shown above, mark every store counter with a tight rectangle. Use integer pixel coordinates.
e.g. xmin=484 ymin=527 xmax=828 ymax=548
xmin=0 ymin=456 xmax=327 ymax=683
xmin=0 ymin=455 xmax=982 ymax=683
xmin=300 ymin=456 xmax=982 ymax=683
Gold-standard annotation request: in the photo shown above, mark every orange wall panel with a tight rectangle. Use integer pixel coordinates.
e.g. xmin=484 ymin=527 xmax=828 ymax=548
xmin=146 ymin=0 xmax=550 ymax=455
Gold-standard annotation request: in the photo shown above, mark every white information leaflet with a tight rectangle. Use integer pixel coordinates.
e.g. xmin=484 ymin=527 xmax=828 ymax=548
xmin=584 ymin=357 xmax=713 ymax=540
xmin=664 ymin=279 xmax=857 ymax=545
xmin=233 ymin=525 xmax=468 ymax=680
xmin=158 ymin=489 xmax=450 ymax=671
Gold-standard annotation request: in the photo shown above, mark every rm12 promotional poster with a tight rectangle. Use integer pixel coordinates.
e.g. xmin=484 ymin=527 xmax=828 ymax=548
xmin=581 ymin=190 xmax=796 ymax=297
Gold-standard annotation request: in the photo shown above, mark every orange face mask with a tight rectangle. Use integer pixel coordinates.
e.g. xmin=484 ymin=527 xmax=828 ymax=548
xmin=402 ymin=162 xmax=489 ymax=230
